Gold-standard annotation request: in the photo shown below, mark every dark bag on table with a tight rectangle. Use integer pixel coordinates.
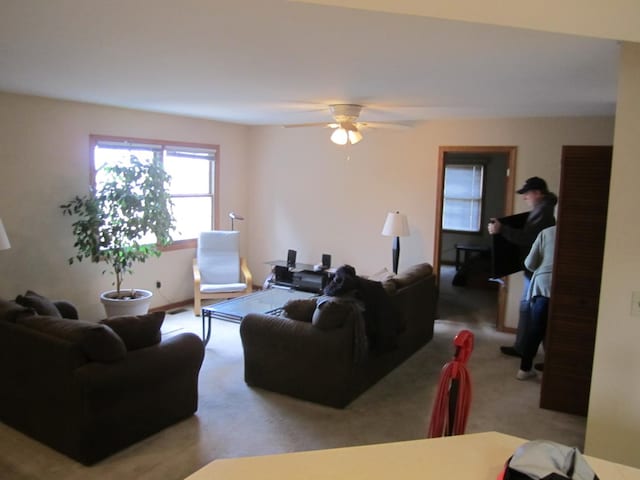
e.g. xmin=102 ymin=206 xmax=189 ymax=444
xmin=498 ymin=440 xmax=599 ymax=480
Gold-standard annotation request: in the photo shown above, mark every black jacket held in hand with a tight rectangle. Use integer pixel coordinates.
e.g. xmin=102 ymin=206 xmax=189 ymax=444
xmin=500 ymin=192 xmax=558 ymax=251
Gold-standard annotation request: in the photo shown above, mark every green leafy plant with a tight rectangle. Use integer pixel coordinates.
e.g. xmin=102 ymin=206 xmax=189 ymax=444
xmin=60 ymin=154 xmax=175 ymax=297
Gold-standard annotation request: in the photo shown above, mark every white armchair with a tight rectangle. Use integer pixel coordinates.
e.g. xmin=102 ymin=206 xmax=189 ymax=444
xmin=193 ymin=230 xmax=253 ymax=315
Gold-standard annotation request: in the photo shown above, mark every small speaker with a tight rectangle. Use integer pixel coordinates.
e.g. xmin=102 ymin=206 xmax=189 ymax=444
xmin=287 ymin=249 xmax=297 ymax=268
xmin=322 ymin=254 xmax=331 ymax=269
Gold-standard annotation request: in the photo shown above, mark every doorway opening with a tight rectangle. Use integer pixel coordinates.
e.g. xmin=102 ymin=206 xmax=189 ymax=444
xmin=433 ymin=146 xmax=517 ymax=331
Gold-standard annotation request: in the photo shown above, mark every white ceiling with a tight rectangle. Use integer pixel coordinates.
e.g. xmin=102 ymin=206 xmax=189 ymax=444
xmin=0 ymin=0 xmax=619 ymax=126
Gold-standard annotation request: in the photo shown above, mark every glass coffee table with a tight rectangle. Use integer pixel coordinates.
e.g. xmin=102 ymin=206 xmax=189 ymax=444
xmin=200 ymin=288 xmax=318 ymax=345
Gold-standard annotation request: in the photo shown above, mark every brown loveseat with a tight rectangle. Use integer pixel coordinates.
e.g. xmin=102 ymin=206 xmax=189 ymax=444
xmin=0 ymin=292 xmax=204 ymax=465
xmin=240 ymin=263 xmax=437 ymax=408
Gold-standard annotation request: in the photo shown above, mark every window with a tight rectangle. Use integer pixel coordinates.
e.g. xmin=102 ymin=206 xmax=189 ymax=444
xmin=91 ymin=135 xmax=218 ymax=248
xmin=442 ymin=164 xmax=484 ymax=232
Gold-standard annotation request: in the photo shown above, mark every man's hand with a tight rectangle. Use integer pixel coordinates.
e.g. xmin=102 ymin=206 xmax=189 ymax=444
xmin=488 ymin=218 xmax=502 ymax=235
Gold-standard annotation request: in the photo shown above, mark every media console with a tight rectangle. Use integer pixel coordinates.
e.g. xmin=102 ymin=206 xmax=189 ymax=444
xmin=265 ymin=260 xmax=333 ymax=293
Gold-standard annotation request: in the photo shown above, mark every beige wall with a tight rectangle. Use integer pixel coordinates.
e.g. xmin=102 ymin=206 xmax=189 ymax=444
xmin=0 ymin=92 xmax=250 ymax=319
xmin=585 ymin=42 xmax=640 ymax=465
xmin=246 ymin=117 xmax=614 ymax=329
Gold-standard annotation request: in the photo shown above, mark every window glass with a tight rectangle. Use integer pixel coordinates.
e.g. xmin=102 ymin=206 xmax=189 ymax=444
xmin=442 ymin=164 xmax=484 ymax=232
xmin=171 ymin=197 xmax=213 ymax=241
xmin=94 ymin=147 xmax=154 ymax=187
xmin=91 ymin=137 xmax=218 ymax=246
xmin=164 ymin=150 xmax=212 ymax=195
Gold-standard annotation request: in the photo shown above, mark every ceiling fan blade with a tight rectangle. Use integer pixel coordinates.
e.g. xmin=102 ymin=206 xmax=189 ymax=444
xmin=357 ymin=121 xmax=414 ymax=130
xmin=282 ymin=122 xmax=332 ymax=128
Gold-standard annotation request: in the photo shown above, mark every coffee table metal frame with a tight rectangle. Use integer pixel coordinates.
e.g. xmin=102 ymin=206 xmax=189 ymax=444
xmin=200 ymin=287 xmax=317 ymax=345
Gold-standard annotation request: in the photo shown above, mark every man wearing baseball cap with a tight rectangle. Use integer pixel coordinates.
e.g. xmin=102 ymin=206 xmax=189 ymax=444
xmin=488 ymin=176 xmax=557 ymax=360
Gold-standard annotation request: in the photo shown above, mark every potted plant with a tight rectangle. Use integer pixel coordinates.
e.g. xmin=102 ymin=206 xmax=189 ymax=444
xmin=61 ymin=153 xmax=175 ymax=317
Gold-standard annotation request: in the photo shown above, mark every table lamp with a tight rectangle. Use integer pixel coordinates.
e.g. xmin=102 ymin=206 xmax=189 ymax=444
xmin=381 ymin=212 xmax=409 ymax=274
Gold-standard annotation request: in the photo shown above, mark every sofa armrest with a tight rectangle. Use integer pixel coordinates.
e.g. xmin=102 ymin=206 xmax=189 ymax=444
xmin=392 ymin=272 xmax=437 ymax=347
xmin=240 ymin=312 xmax=361 ymax=407
xmin=71 ymin=332 xmax=204 ymax=464
xmin=74 ymin=332 xmax=204 ymax=390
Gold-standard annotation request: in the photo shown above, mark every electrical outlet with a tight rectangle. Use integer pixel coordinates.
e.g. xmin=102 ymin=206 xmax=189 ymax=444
xmin=156 ymin=281 xmax=162 ymax=289
xmin=632 ymin=291 xmax=640 ymax=317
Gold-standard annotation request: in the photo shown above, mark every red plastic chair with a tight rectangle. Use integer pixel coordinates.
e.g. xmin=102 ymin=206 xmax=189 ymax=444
xmin=427 ymin=329 xmax=474 ymax=437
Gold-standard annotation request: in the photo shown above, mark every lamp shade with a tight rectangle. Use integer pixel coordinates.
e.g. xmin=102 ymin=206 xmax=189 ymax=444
xmin=330 ymin=128 xmax=349 ymax=145
xmin=348 ymin=129 xmax=363 ymax=145
xmin=330 ymin=123 xmax=363 ymax=145
xmin=381 ymin=212 xmax=409 ymax=237
xmin=0 ymin=218 xmax=10 ymax=250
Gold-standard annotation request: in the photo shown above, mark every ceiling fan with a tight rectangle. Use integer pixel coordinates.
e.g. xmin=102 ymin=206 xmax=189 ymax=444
xmin=283 ymin=104 xmax=411 ymax=145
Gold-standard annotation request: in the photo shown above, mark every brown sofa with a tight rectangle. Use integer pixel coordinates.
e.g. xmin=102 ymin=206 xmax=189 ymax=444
xmin=0 ymin=293 xmax=204 ymax=465
xmin=239 ymin=263 xmax=437 ymax=408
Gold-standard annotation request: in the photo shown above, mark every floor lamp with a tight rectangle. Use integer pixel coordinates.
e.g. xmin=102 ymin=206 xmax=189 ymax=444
xmin=0 ymin=218 xmax=10 ymax=251
xmin=381 ymin=212 xmax=409 ymax=274
xmin=228 ymin=212 xmax=244 ymax=231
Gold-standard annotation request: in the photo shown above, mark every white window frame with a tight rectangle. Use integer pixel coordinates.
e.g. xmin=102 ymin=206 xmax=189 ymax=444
xmin=442 ymin=163 xmax=485 ymax=233
xmin=90 ymin=135 xmax=219 ymax=250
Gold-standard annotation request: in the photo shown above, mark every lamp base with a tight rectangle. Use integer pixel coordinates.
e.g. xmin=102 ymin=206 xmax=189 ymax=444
xmin=392 ymin=236 xmax=400 ymax=274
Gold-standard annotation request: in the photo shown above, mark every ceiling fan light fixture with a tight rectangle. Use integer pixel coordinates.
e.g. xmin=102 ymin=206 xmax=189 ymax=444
xmin=331 ymin=122 xmax=363 ymax=145
xmin=348 ymin=129 xmax=363 ymax=144
xmin=330 ymin=127 xmax=349 ymax=145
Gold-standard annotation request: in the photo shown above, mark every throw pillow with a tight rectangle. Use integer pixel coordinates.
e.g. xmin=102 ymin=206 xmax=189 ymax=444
xmin=282 ymin=298 xmax=316 ymax=322
xmin=100 ymin=311 xmax=165 ymax=351
xmin=0 ymin=298 xmax=35 ymax=322
xmin=15 ymin=290 xmax=62 ymax=318
xmin=365 ymin=268 xmax=397 ymax=294
xmin=16 ymin=315 xmax=127 ymax=362
xmin=312 ymin=298 xmax=350 ymax=330
xmin=53 ymin=300 xmax=79 ymax=320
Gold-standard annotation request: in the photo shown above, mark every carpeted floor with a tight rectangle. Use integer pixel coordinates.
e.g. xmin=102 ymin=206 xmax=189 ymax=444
xmin=0 ymin=269 xmax=586 ymax=479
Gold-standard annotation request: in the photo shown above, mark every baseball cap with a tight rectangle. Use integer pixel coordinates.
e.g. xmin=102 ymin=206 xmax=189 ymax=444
xmin=517 ymin=177 xmax=548 ymax=194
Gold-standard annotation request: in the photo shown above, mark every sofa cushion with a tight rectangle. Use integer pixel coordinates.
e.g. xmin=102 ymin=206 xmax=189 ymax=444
xmin=15 ymin=290 xmax=62 ymax=318
xmin=283 ymin=298 xmax=317 ymax=322
xmin=100 ymin=311 xmax=165 ymax=351
xmin=312 ymin=298 xmax=351 ymax=330
xmin=0 ymin=298 xmax=35 ymax=322
xmin=16 ymin=316 xmax=126 ymax=362
xmin=389 ymin=263 xmax=433 ymax=289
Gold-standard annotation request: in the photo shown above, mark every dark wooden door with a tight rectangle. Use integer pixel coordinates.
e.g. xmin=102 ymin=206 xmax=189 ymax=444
xmin=540 ymin=145 xmax=612 ymax=416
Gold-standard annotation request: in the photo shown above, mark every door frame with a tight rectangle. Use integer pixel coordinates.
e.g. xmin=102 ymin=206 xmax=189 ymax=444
xmin=433 ymin=145 xmax=517 ymax=332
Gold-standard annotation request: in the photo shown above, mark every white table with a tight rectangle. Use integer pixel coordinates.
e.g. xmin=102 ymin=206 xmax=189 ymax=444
xmin=184 ymin=431 xmax=640 ymax=480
